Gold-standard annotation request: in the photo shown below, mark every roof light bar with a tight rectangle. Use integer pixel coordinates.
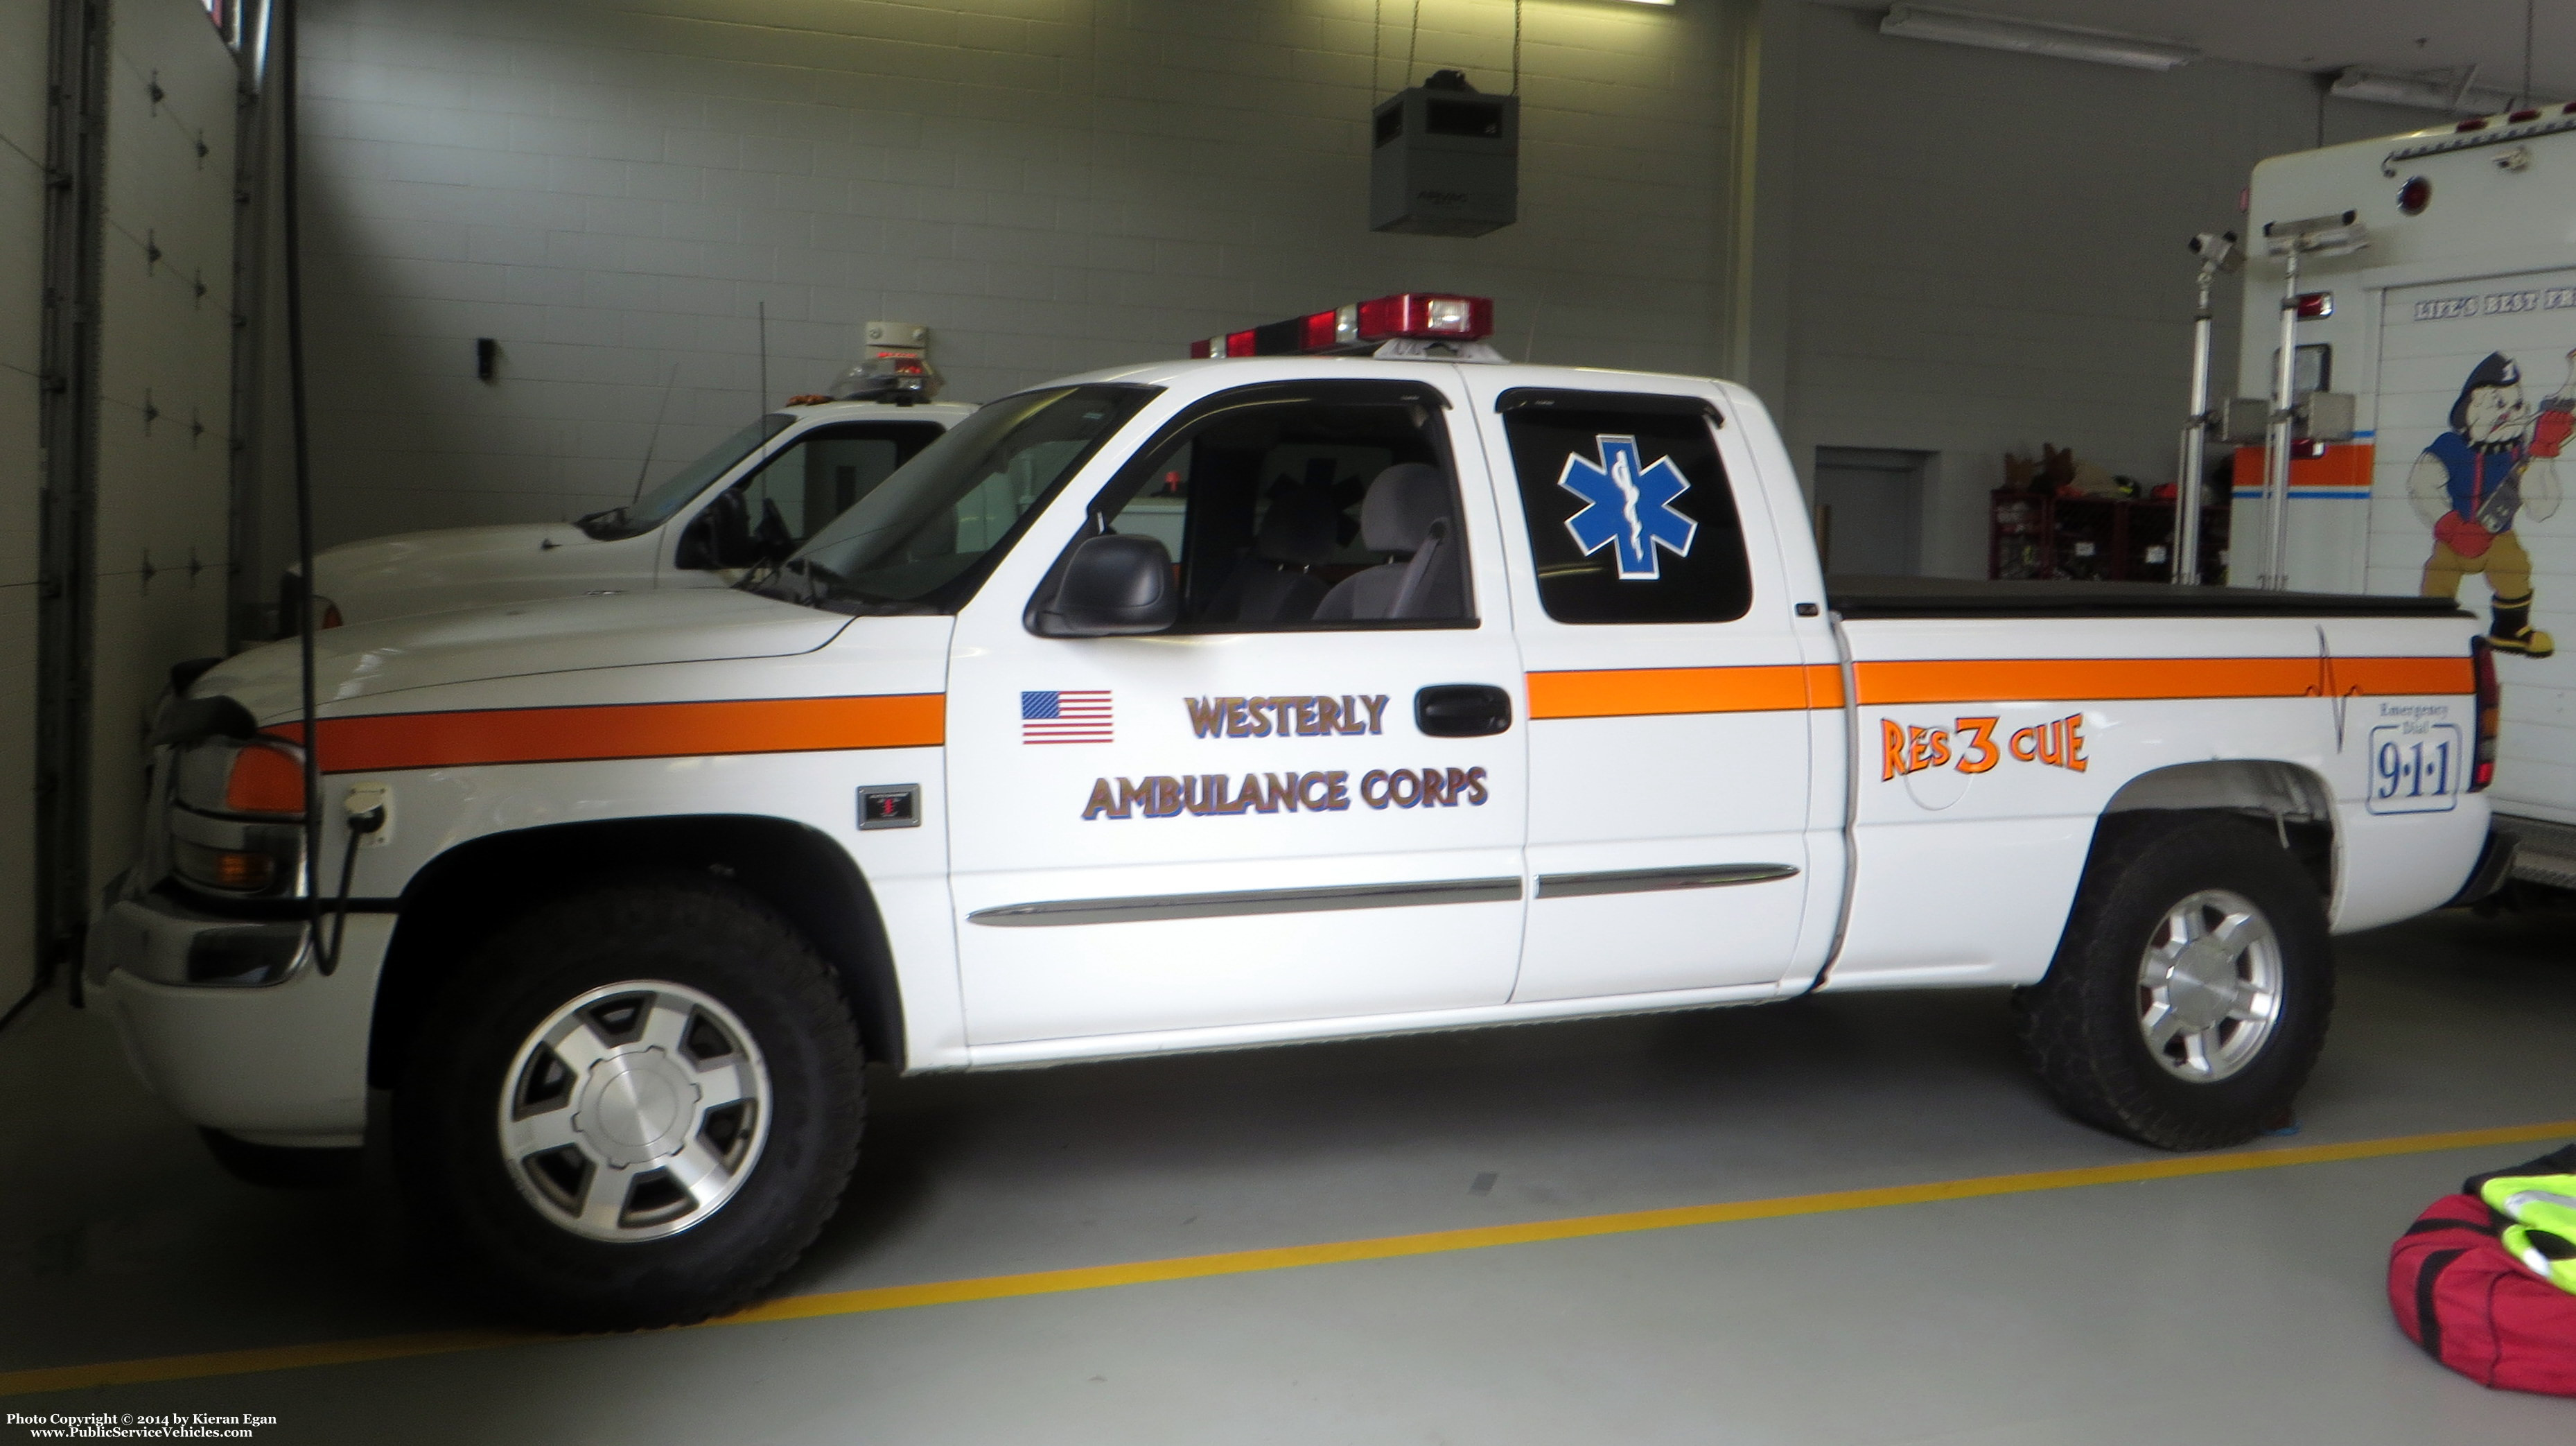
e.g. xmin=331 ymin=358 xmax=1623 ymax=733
xmin=1189 ymin=293 xmax=1496 ymax=360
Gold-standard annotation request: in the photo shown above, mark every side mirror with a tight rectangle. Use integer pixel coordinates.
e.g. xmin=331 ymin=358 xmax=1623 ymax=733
xmin=1031 ymin=533 xmax=1179 ymax=636
xmin=676 ymin=489 xmax=760 ymax=570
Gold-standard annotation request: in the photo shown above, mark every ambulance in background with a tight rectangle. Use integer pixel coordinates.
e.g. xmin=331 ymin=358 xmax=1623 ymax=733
xmin=283 ymin=355 xmax=973 ymax=629
xmin=2232 ymin=101 xmax=2576 ymax=897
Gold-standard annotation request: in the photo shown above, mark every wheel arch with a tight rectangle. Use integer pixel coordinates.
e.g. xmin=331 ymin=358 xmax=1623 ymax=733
xmin=2097 ymin=760 xmax=2336 ymax=900
xmin=369 ymin=815 xmax=906 ymax=1090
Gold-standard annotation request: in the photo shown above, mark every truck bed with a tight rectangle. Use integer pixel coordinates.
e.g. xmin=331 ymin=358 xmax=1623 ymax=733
xmin=1826 ymin=575 xmax=2471 ymax=621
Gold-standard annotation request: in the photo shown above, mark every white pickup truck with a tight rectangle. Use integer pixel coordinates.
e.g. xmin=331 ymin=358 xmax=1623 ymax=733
xmin=289 ymin=396 xmax=970 ymax=627
xmin=91 ymin=296 xmax=2501 ymax=1330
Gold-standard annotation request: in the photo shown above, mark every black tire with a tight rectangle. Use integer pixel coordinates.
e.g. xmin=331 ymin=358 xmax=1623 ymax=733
xmin=2012 ymin=812 xmax=2333 ymax=1151
xmin=200 ymin=1129 xmax=361 ymax=1190
xmin=394 ymin=873 xmax=864 ymax=1331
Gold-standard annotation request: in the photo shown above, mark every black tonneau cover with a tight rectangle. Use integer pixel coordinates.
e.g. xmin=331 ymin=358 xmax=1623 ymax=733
xmin=1825 ymin=575 xmax=2470 ymax=621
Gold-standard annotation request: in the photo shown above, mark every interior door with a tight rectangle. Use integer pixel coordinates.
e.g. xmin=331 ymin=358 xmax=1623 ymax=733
xmin=1463 ymin=377 xmax=1819 ymax=1002
xmin=945 ymin=375 xmax=1529 ymax=1046
xmin=1813 ymin=446 xmax=1927 ymax=577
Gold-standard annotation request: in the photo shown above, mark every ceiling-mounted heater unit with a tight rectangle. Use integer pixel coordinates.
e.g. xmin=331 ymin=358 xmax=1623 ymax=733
xmin=1370 ymin=69 xmax=1518 ymax=237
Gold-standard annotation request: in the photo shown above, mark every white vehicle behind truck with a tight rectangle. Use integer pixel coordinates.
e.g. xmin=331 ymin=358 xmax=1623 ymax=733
xmin=92 ymin=295 xmax=2498 ymax=1331
xmin=290 ymin=385 xmax=971 ymax=627
xmin=2231 ymin=102 xmax=2576 ymax=894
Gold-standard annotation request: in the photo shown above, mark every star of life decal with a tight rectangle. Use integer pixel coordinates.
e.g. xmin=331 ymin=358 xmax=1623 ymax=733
xmin=1556 ymin=435 xmax=1697 ymax=581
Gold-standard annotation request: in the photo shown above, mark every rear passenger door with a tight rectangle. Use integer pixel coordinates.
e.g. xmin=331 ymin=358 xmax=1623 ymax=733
xmin=1464 ymin=380 xmax=1820 ymax=1001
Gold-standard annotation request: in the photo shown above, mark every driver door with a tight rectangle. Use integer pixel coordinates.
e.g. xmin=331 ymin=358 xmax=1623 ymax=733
xmin=943 ymin=376 xmax=1530 ymax=1049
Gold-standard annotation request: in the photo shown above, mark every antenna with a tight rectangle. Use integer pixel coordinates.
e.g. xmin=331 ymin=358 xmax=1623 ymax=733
xmin=631 ymin=363 xmax=680 ymax=503
xmin=757 ymin=301 xmax=770 ymax=417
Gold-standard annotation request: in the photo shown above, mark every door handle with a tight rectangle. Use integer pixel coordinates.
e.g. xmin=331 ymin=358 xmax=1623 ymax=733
xmin=1416 ymin=683 xmax=1512 ymax=738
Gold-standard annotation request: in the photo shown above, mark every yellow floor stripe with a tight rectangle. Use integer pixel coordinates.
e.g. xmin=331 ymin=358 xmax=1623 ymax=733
xmin=6 ymin=1116 xmax=2569 ymax=1397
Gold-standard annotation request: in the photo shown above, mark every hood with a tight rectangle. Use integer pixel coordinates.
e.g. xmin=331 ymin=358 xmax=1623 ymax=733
xmin=199 ymin=589 xmax=852 ymax=725
xmin=310 ymin=523 xmax=604 ymax=584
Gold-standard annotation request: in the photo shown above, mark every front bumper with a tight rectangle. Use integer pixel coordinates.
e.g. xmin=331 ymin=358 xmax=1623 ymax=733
xmin=86 ymin=889 xmax=391 ymax=1146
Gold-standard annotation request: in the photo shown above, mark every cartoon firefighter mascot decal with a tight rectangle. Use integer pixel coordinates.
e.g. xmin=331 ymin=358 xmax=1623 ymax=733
xmin=2411 ymin=349 xmax=2569 ymax=657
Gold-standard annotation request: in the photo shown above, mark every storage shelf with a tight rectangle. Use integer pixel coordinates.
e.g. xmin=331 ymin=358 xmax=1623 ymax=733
xmin=1989 ymin=490 xmax=2228 ymax=584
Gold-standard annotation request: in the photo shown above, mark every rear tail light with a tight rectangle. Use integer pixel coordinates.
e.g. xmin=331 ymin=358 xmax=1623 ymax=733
xmin=2470 ymin=635 xmax=2499 ymax=792
xmin=320 ymin=602 xmax=344 ymax=629
xmin=2293 ymin=291 xmax=2333 ymax=320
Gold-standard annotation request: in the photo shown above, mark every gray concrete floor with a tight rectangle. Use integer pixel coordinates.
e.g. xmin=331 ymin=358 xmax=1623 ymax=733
xmin=3 ymin=908 xmax=2573 ymax=1443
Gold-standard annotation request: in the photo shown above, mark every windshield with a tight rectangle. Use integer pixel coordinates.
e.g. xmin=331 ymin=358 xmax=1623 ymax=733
xmin=578 ymin=414 xmax=796 ymax=540
xmin=747 ymin=385 xmax=1154 ymax=616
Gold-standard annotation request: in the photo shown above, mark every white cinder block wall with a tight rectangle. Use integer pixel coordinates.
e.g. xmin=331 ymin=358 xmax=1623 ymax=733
xmin=87 ymin=0 xmax=240 ymax=890
xmin=1766 ymin=3 xmax=2427 ymax=577
xmin=258 ymin=0 xmax=2452 ymax=589
xmin=270 ymin=0 xmax=1751 ymax=559
xmin=1 ymin=0 xmax=49 ymax=1003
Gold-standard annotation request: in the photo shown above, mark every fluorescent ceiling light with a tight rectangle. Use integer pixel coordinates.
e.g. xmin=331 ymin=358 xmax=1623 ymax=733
xmin=1880 ymin=4 xmax=2198 ymax=71
xmin=2329 ymin=67 xmax=2548 ymax=116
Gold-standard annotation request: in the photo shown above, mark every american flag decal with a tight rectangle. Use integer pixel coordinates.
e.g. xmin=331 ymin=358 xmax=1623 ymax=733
xmin=1021 ymin=689 xmax=1113 ymax=744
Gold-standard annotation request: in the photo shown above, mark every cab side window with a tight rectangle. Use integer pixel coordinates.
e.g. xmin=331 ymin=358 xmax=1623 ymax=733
xmin=1097 ymin=383 xmax=1473 ymax=630
xmin=704 ymin=421 xmax=945 ymax=565
xmin=1497 ymin=389 xmax=1753 ymax=625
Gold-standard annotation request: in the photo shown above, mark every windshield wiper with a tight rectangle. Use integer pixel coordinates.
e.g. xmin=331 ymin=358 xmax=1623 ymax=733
xmin=748 ymin=555 xmax=896 ymax=616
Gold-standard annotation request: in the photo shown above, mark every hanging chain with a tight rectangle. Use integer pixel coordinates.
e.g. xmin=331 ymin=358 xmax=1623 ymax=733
xmin=1513 ymin=0 xmax=1523 ymax=95
xmin=1406 ymin=0 xmax=1421 ymax=88
xmin=1371 ymin=0 xmax=1383 ymax=96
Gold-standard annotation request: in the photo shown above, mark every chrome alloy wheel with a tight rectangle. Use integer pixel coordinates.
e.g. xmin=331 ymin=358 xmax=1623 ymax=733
xmin=497 ymin=981 xmax=772 ymax=1242
xmin=2135 ymin=889 xmax=2284 ymax=1083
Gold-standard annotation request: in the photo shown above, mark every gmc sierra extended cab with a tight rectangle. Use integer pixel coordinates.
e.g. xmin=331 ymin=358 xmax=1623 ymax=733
xmin=91 ymin=295 xmax=2500 ymax=1330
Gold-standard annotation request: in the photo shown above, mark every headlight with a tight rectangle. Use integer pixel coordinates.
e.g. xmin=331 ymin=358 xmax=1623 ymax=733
xmin=167 ymin=738 xmax=308 ymax=898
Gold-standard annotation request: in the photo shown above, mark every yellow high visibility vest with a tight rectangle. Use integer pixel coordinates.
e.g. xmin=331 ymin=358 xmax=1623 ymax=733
xmin=2482 ymin=1173 xmax=2576 ymax=1293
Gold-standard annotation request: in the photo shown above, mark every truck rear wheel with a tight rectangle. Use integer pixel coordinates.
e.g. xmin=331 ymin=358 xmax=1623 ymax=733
xmin=2012 ymin=814 xmax=2333 ymax=1151
xmin=394 ymin=874 xmax=864 ymax=1330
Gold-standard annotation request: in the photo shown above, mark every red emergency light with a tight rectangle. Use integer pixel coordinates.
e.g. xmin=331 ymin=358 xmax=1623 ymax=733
xmin=1189 ymin=293 xmax=1495 ymax=359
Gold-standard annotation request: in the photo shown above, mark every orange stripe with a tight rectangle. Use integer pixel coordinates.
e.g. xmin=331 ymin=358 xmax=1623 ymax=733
xmin=2326 ymin=655 xmax=2476 ymax=696
xmin=271 ymin=694 xmax=945 ymax=774
xmin=1530 ymin=655 xmax=2470 ymax=717
xmin=1853 ymin=656 xmax=2471 ymax=706
xmin=1527 ymin=664 xmax=1841 ymax=720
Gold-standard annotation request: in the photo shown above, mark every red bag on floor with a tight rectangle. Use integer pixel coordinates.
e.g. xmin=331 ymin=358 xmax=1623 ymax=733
xmin=2389 ymin=1190 xmax=2576 ymax=1396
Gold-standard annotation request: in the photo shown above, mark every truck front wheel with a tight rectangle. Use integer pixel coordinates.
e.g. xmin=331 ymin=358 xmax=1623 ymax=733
xmin=394 ymin=874 xmax=864 ymax=1330
xmin=2013 ymin=814 xmax=2333 ymax=1151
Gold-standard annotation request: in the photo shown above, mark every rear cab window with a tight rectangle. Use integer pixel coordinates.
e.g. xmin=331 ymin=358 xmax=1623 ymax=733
xmin=1495 ymin=388 xmax=1753 ymax=625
